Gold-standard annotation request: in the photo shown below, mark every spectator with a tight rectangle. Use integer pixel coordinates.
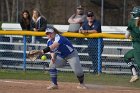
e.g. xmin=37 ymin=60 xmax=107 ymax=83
xmin=30 ymin=8 xmax=47 ymax=44
xmin=79 ymin=11 xmax=104 ymax=73
xmin=19 ymin=10 xmax=31 ymax=43
xmin=68 ymin=5 xmax=86 ymax=32
xmin=68 ymin=5 xmax=86 ymax=45
xmin=19 ymin=10 xmax=31 ymax=30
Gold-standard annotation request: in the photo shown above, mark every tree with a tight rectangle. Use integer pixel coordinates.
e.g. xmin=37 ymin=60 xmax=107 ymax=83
xmin=5 ymin=0 xmax=10 ymax=22
xmin=35 ymin=0 xmax=41 ymax=10
xmin=0 ymin=0 xmax=4 ymax=22
xmin=11 ymin=0 xmax=16 ymax=22
xmin=5 ymin=0 xmax=17 ymax=22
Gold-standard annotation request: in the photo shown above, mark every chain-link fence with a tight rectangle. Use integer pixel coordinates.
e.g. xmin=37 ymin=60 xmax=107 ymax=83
xmin=0 ymin=34 xmax=133 ymax=75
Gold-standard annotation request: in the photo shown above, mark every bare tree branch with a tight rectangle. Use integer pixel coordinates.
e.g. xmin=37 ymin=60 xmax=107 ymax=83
xmin=0 ymin=0 xmax=4 ymax=21
xmin=11 ymin=0 xmax=16 ymax=22
xmin=5 ymin=0 xmax=10 ymax=22
xmin=35 ymin=0 xmax=41 ymax=10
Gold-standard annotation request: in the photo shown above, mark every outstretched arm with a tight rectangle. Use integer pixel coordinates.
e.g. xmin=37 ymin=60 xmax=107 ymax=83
xmin=27 ymin=42 xmax=59 ymax=61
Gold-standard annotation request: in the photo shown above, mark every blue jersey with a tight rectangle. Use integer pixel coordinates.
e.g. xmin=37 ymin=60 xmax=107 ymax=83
xmin=47 ymin=34 xmax=74 ymax=58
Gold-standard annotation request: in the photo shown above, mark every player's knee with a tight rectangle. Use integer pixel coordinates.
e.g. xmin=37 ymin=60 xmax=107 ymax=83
xmin=127 ymin=62 xmax=135 ymax=68
xmin=77 ymin=74 xmax=84 ymax=78
xmin=75 ymin=71 xmax=84 ymax=77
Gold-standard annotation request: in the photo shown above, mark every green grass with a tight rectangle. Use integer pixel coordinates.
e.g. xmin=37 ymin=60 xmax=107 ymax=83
xmin=0 ymin=69 xmax=140 ymax=88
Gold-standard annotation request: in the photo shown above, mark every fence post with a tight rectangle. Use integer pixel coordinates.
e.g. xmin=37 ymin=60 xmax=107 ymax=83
xmin=23 ymin=36 xmax=26 ymax=71
xmin=98 ymin=38 xmax=102 ymax=74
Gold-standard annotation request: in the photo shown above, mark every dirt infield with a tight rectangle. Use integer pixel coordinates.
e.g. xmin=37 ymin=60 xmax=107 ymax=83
xmin=0 ymin=79 xmax=140 ymax=93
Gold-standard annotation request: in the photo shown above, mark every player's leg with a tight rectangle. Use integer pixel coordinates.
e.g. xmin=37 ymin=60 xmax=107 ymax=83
xmin=124 ymin=49 xmax=138 ymax=82
xmin=47 ymin=68 xmax=58 ymax=90
xmin=133 ymin=42 xmax=140 ymax=75
xmin=132 ymin=52 xmax=140 ymax=81
xmin=67 ymin=49 xmax=87 ymax=89
xmin=47 ymin=56 xmax=66 ymax=90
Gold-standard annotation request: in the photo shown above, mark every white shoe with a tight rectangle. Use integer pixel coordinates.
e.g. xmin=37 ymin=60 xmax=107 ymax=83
xmin=129 ymin=75 xmax=139 ymax=83
xmin=47 ymin=84 xmax=58 ymax=90
xmin=77 ymin=84 xmax=87 ymax=89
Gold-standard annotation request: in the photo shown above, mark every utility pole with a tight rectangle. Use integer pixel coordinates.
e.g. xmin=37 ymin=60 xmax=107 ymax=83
xmin=123 ymin=0 xmax=126 ymax=26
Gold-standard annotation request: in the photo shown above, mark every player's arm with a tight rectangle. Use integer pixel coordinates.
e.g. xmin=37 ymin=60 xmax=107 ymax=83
xmin=28 ymin=42 xmax=59 ymax=57
xmin=125 ymin=20 xmax=132 ymax=39
xmin=42 ymin=42 xmax=60 ymax=54
xmin=125 ymin=30 xmax=131 ymax=39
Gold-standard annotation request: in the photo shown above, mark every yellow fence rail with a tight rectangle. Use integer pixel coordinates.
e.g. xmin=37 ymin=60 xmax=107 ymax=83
xmin=0 ymin=30 xmax=125 ymax=39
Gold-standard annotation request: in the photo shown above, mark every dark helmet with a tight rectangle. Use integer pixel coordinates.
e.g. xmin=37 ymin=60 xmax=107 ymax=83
xmin=130 ymin=6 xmax=140 ymax=18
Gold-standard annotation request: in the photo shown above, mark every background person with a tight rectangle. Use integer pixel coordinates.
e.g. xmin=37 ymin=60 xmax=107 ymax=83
xmin=68 ymin=5 xmax=86 ymax=32
xmin=30 ymin=8 xmax=47 ymax=44
xmin=124 ymin=6 xmax=140 ymax=83
xmin=19 ymin=10 xmax=31 ymax=30
xmin=68 ymin=5 xmax=86 ymax=45
xmin=79 ymin=11 xmax=104 ymax=73
xmin=18 ymin=10 xmax=31 ymax=49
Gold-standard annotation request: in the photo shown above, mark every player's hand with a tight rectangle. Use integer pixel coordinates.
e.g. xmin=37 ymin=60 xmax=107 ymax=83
xmin=27 ymin=50 xmax=41 ymax=61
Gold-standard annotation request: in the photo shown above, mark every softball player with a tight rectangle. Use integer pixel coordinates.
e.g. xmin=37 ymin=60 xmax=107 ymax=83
xmin=38 ymin=26 xmax=87 ymax=90
xmin=124 ymin=6 xmax=140 ymax=82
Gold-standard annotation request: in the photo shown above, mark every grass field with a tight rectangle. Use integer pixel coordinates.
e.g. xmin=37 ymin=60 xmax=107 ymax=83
xmin=0 ymin=69 xmax=140 ymax=88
